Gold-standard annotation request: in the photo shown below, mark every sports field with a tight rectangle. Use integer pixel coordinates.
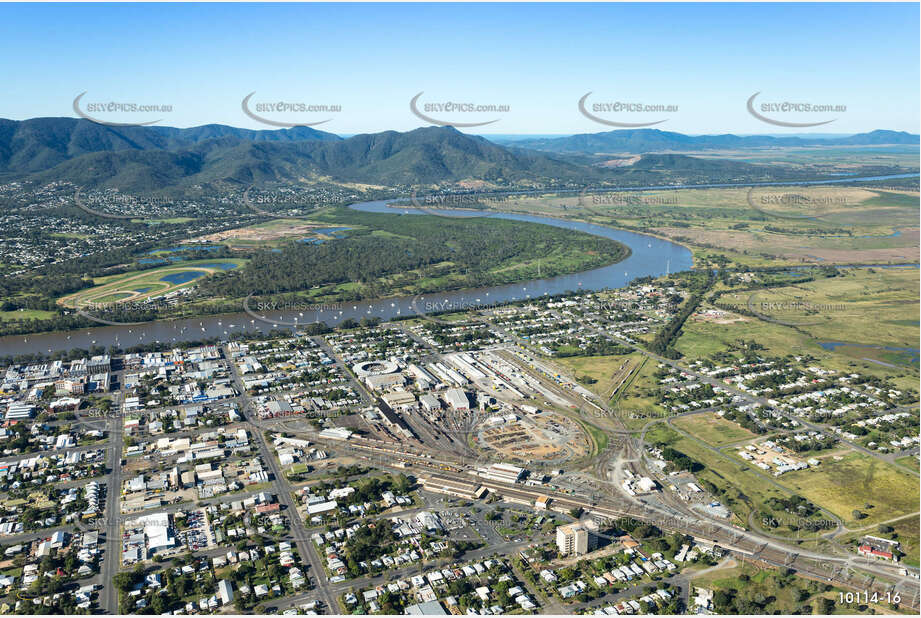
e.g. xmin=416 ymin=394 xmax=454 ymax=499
xmin=58 ymin=258 xmax=247 ymax=310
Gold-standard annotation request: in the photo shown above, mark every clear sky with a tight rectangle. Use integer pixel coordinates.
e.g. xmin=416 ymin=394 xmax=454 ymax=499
xmin=1 ymin=2 xmax=918 ymax=135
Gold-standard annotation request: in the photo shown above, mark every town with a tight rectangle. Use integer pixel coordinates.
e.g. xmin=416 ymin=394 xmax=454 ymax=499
xmin=1 ymin=278 xmax=917 ymax=615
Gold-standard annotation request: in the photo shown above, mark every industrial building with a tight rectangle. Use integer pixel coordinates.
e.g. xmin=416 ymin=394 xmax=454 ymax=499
xmin=444 ymin=388 xmax=470 ymax=411
xmin=482 ymin=462 xmax=525 ymax=484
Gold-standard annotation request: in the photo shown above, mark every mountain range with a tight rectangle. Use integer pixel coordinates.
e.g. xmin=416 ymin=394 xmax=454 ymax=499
xmin=0 ymin=119 xmax=595 ymax=190
xmin=496 ymin=128 xmax=920 ymax=154
xmin=0 ymin=118 xmax=914 ymax=192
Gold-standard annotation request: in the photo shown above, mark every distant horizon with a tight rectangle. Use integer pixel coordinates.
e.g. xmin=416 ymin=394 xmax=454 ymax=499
xmin=3 ymin=116 xmax=920 ymax=142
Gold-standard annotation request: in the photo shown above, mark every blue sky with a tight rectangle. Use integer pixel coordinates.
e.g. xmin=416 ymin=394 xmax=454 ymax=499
xmin=1 ymin=2 xmax=918 ymax=134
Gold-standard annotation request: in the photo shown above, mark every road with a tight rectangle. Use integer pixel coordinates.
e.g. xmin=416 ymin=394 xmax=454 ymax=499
xmin=223 ymin=343 xmax=339 ymax=613
xmin=100 ymin=405 xmax=125 ymax=614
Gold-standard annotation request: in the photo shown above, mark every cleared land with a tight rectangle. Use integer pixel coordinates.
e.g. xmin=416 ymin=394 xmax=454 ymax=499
xmin=776 ymin=452 xmax=919 ymax=528
xmin=672 ymin=412 xmax=757 ymax=446
xmin=192 ymin=219 xmax=350 ymax=248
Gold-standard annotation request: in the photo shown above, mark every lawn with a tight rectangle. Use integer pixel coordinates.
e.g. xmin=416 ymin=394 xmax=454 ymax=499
xmin=0 ymin=308 xmax=58 ymax=322
xmin=776 ymin=452 xmax=919 ymax=527
xmin=672 ymin=412 xmax=756 ymax=446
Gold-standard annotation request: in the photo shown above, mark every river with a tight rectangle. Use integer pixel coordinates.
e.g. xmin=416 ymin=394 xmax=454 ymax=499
xmin=2 ymin=170 xmax=917 ymax=357
xmin=1 ymin=201 xmax=691 ymax=356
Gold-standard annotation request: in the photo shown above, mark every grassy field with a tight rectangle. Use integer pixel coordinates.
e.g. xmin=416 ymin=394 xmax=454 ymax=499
xmin=677 ymin=268 xmax=919 ymax=391
xmin=776 ymin=452 xmax=919 ymax=527
xmin=484 ymin=185 xmax=919 ymax=267
xmin=555 ymin=353 xmax=636 ymax=400
xmin=605 ymin=355 xmax=671 ymax=429
xmin=717 ymin=267 xmax=919 ymax=353
xmin=886 ymin=515 xmax=920 ymax=568
xmin=672 ymin=412 xmax=757 ymax=446
xmin=0 ymin=308 xmax=58 ymax=322
xmin=895 ymin=454 xmax=919 ymax=472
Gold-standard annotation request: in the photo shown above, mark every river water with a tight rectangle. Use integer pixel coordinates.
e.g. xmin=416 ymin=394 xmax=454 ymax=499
xmin=0 ymin=201 xmax=691 ymax=356
xmin=2 ymin=171 xmax=917 ymax=357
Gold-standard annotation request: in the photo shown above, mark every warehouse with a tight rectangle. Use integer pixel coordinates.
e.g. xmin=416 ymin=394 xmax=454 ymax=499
xmin=444 ymin=388 xmax=470 ymax=410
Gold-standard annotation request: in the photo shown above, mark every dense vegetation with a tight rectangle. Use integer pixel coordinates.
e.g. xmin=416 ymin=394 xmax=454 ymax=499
xmin=197 ymin=209 xmax=630 ymax=298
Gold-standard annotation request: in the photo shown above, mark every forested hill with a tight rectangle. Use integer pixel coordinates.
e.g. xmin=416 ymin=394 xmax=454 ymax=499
xmin=0 ymin=120 xmax=595 ymax=189
xmin=0 ymin=117 xmax=340 ymax=175
xmin=0 ymin=119 xmax=847 ymax=192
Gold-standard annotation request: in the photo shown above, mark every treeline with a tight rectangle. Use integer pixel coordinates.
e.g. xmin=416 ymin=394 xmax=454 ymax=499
xmin=646 ymin=269 xmax=718 ymax=358
xmin=556 ymin=339 xmax=632 ymax=357
xmin=647 ymin=291 xmax=703 ymax=358
xmin=722 ymin=409 xmax=767 ymax=435
xmin=661 ymin=446 xmax=702 ymax=472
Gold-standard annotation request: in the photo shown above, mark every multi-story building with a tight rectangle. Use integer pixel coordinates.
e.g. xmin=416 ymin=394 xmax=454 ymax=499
xmin=556 ymin=522 xmax=593 ymax=556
